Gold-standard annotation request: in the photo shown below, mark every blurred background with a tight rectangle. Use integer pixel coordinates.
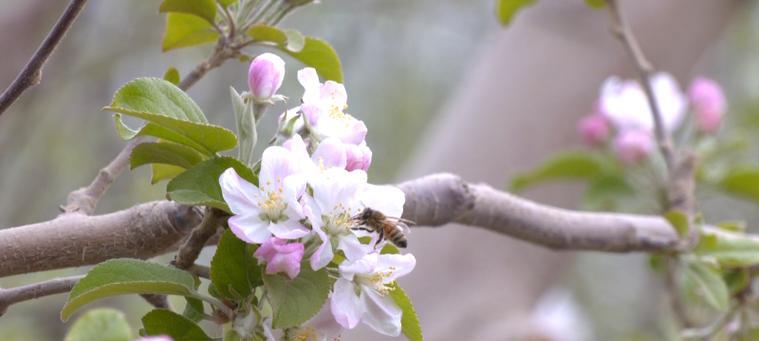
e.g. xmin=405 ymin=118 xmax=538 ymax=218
xmin=0 ymin=0 xmax=755 ymax=340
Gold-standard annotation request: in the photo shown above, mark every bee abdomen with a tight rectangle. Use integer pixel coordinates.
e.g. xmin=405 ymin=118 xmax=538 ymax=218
xmin=386 ymin=227 xmax=408 ymax=248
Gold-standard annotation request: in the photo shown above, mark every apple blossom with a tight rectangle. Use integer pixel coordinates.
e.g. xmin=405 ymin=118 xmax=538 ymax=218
xmin=219 ymin=146 xmax=309 ymax=244
xmin=577 ymin=114 xmax=610 ymax=147
xmin=688 ymin=77 xmax=726 ymax=134
xmin=248 ymin=53 xmax=286 ymax=103
xmin=599 ymin=72 xmax=687 ymax=134
xmin=297 ymin=68 xmax=368 ymax=144
xmin=254 ymin=237 xmax=305 ymax=279
xmin=613 ymin=129 xmax=653 ymax=164
xmin=331 ymin=252 xmax=416 ymax=336
xmin=345 ymin=142 xmax=373 ymax=172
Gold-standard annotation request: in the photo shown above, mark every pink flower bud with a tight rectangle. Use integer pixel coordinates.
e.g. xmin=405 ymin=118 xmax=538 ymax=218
xmin=248 ymin=53 xmax=285 ymax=102
xmin=345 ymin=142 xmax=372 ymax=171
xmin=577 ymin=114 xmax=610 ymax=146
xmin=254 ymin=237 xmax=305 ymax=279
xmin=688 ymin=77 xmax=726 ymax=134
xmin=613 ymin=129 xmax=653 ymax=164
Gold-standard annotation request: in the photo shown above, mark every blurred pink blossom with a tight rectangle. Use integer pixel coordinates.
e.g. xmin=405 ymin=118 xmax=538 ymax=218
xmin=613 ymin=129 xmax=653 ymax=164
xmin=688 ymin=77 xmax=726 ymax=134
xmin=248 ymin=53 xmax=285 ymax=103
xmin=599 ymin=73 xmax=687 ymax=133
xmin=577 ymin=114 xmax=610 ymax=146
xmin=254 ymin=237 xmax=305 ymax=279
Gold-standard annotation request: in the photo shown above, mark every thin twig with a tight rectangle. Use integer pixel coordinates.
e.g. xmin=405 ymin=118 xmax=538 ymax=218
xmin=0 ymin=275 xmax=82 ymax=316
xmin=606 ymin=0 xmax=675 ymax=172
xmin=0 ymin=0 xmax=89 ymax=117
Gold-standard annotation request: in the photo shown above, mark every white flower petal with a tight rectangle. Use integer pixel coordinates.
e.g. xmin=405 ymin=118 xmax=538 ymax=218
xmin=259 ymin=146 xmax=299 ymax=191
xmin=312 ymin=138 xmax=347 ymax=170
xmin=375 ymin=253 xmax=416 ymax=282
xmin=269 ymin=221 xmax=309 ymax=240
xmin=307 ymin=302 xmax=344 ymax=340
xmin=331 ymin=278 xmax=364 ymax=329
xmin=338 ymin=234 xmax=370 ymax=261
xmin=228 ymin=214 xmax=271 ymax=243
xmin=310 ymin=224 xmax=334 ymax=270
xmin=360 ymin=288 xmax=402 ymax=337
xmin=359 ymin=184 xmax=405 ymax=219
xmin=219 ymin=168 xmax=262 ymax=214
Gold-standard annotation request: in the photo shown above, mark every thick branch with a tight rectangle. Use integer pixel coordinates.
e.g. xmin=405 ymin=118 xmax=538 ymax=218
xmin=0 ymin=201 xmax=202 ymax=278
xmin=0 ymin=0 xmax=88 ymax=117
xmin=0 ymin=173 xmax=690 ymax=312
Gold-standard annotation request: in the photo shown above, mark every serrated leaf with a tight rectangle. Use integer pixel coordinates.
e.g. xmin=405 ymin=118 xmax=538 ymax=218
xmin=164 ymin=67 xmax=181 ymax=85
xmin=247 ymin=25 xmax=343 ymax=82
xmin=695 ymin=228 xmax=759 ymax=267
xmin=389 ymin=283 xmax=423 ymax=341
xmin=182 ymin=296 xmax=205 ymax=322
xmin=167 ymin=157 xmax=257 ymax=211
xmin=142 ymin=309 xmax=211 ymax=341
xmin=685 ymin=261 xmax=729 ymax=311
xmin=496 ymin=0 xmax=537 ymax=26
xmin=61 ymin=259 xmax=197 ymax=321
xmin=65 ymin=308 xmax=132 ymax=341
xmin=211 ymin=229 xmax=262 ymax=300
xmin=130 ymin=142 xmax=206 ymax=170
xmin=720 ymin=167 xmax=759 ymax=205
xmin=664 ymin=210 xmax=689 ymax=237
xmin=162 ymin=13 xmax=219 ymax=51
xmin=585 ymin=0 xmax=606 ymax=8
xmin=511 ymin=152 xmax=605 ymax=192
xmin=160 ymin=0 xmax=217 ymax=24
xmin=104 ymin=78 xmax=237 ymax=155
xmin=263 ymin=264 xmax=331 ymax=329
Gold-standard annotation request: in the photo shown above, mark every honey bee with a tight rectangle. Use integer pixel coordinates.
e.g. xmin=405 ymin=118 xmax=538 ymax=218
xmin=352 ymin=207 xmax=413 ymax=248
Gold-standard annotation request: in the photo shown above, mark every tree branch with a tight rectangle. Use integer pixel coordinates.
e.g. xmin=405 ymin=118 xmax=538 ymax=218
xmin=0 ymin=172 xmax=703 ymax=313
xmin=172 ymin=207 xmax=225 ymax=270
xmin=0 ymin=0 xmax=89 ymax=117
xmin=0 ymin=275 xmax=81 ymax=316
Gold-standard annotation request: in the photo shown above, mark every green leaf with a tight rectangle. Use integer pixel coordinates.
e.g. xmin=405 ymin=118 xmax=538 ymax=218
xmin=723 ymin=269 xmax=750 ymax=295
xmin=130 ymin=142 xmax=206 ymax=170
xmin=152 ymin=164 xmax=187 ymax=184
xmin=61 ymin=259 xmax=197 ymax=321
xmin=162 ymin=13 xmax=219 ymax=51
xmin=716 ymin=220 xmax=747 ymax=233
xmin=218 ymin=0 xmax=237 ymax=7
xmin=684 ymin=261 xmax=729 ymax=311
xmin=105 ymin=77 xmax=237 ymax=155
xmin=389 ymin=283 xmax=423 ymax=341
xmin=510 ymin=152 xmax=605 ymax=192
xmin=263 ymin=264 xmax=331 ymax=329
xmin=720 ymin=167 xmax=759 ymax=205
xmin=247 ymin=25 xmax=343 ymax=82
xmin=182 ymin=296 xmax=205 ymax=322
xmin=585 ymin=0 xmax=606 ymax=8
xmin=164 ymin=67 xmax=181 ymax=85
xmin=582 ymin=173 xmax=633 ymax=210
xmin=65 ymin=308 xmax=133 ymax=341
xmin=695 ymin=228 xmax=759 ymax=267
xmin=142 ymin=309 xmax=211 ymax=341
xmin=211 ymin=229 xmax=262 ymax=300
xmin=664 ymin=210 xmax=689 ymax=237
xmin=160 ymin=0 xmax=217 ymax=24
xmin=167 ymin=157 xmax=257 ymax=211
xmin=496 ymin=0 xmax=537 ymax=26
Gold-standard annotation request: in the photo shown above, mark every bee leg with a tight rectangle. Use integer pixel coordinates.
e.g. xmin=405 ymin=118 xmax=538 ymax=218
xmin=351 ymin=226 xmax=373 ymax=233
xmin=374 ymin=229 xmax=385 ymax=249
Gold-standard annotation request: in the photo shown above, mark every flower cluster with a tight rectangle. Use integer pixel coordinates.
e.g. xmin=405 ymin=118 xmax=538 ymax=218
xmin=221 ymin=62 xmax=415 ymax=339
xmin=577 ymin=73 xmax=727 ymax=163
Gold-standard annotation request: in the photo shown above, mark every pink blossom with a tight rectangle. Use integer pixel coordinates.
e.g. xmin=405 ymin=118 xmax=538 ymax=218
xmin=248 ymin=53 xmax=285 ymax=103
xmin=345 ymin=142 xmax=372 ymax=171
xmin=688 ymin=77 xmax=726 ymax=134
xmin=613 ymin=129 xmax=653 ymax=164
xmin=577 ymin=114 xmax=610 ymax=146
xmin=254 ymin=237 xmax=305 ymax=279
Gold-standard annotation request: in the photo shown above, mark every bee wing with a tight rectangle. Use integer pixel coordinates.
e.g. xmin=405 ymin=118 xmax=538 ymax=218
xmin=386 ymin=216 xmax=416 ymax=227
xmin=397 ymin=221 xmax=411 ymax=234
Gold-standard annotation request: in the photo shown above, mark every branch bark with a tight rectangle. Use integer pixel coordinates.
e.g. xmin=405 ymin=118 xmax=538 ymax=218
xmin=0 ymin=275 xmax=81 ymax=316
xmin=0 ymin=0 xmax=88 ymax=117
xmin=0 ymin=173 xmax=681 ymax=280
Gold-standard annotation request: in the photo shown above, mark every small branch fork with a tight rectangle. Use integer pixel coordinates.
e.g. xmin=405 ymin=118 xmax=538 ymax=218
xmin=0 ymin=0 xmax=89 ymax=117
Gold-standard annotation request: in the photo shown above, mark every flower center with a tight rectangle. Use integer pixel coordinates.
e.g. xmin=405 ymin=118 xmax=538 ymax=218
xmin=357 ymin=267 xmax=395 ymax=296
xmin=321 ymin=211 xmax=352 ymax=236
xmin=290 ymin=326 xmax=319 ymax=341
xmin=258 ymin=189 xmax=288 ymax=223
